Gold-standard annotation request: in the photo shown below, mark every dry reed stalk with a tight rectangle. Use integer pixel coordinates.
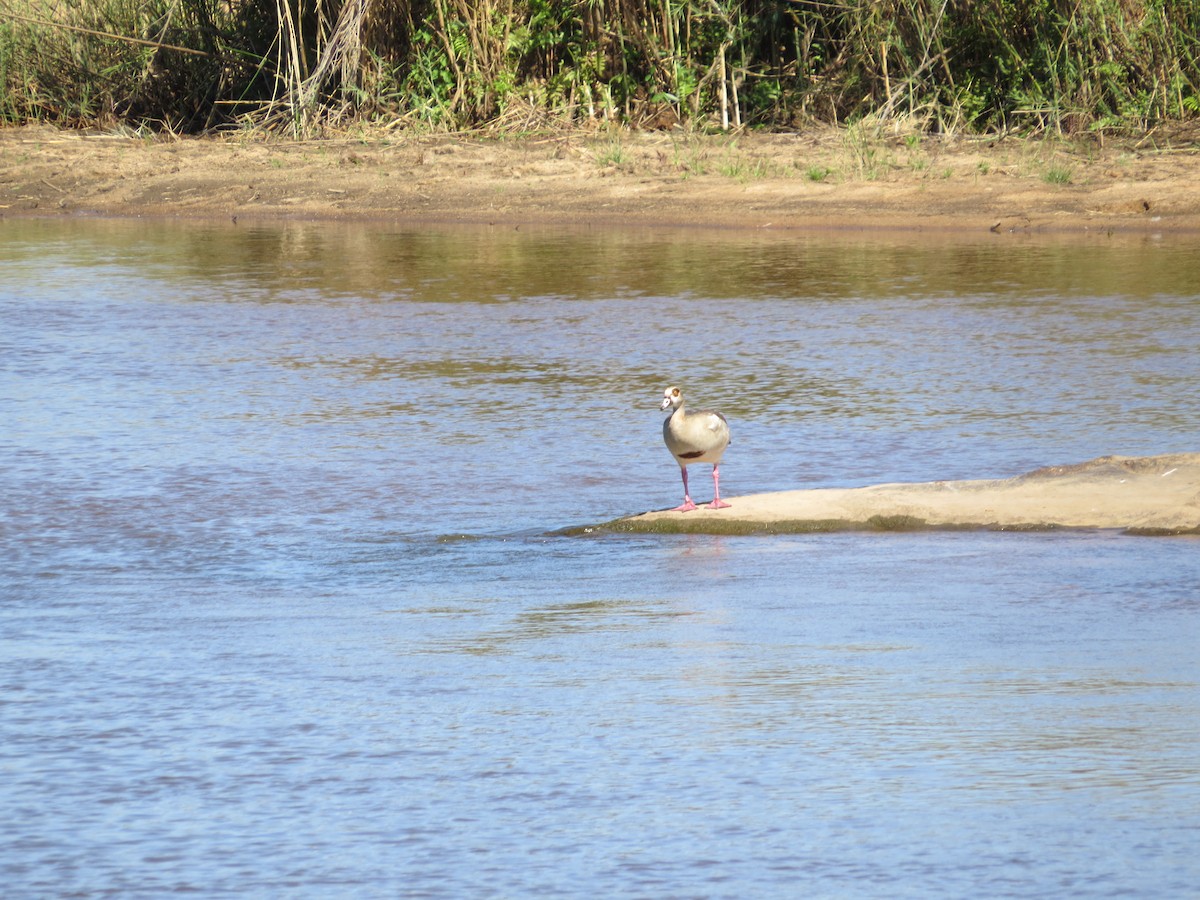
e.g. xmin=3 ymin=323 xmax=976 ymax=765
xmin=271 ymin=0 xmax=306 ymax=124
xmin=2 ymin=10 xmax=208 ymax=55
xmin=717 ymin=42 xmax=728 ymax=130
xmin=298 ymin=0 xmax=370 ymax=108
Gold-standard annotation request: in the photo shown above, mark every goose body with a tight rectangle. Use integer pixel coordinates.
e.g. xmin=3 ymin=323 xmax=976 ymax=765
xmin=660 ymin=386 xmax=731 ymax=511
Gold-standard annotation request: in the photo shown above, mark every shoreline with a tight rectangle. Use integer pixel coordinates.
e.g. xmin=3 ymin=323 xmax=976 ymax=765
xmin=4 ymin=125 xmax=1200 ymax=235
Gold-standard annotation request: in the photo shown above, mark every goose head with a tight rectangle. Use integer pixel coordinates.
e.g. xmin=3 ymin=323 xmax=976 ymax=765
xmin=660 ymin=386 xmax=683 ymax=412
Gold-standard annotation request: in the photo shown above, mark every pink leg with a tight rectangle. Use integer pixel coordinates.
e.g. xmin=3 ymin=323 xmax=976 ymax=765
xmin=707 ymin=464 xmax=731 ymax=509
xmin=672 ymin=466 xmax=698 ymax=512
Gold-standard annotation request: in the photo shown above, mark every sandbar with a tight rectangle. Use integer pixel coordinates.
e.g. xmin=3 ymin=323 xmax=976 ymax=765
xmin=610 ymin=453 xmax=1200 ymax=535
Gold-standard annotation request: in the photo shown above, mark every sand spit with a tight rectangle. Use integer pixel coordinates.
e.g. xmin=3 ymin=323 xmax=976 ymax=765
xmin=605 ymin=453 xmax=1200 ymax=536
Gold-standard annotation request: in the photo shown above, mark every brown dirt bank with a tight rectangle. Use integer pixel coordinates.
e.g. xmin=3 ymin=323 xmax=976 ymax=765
xmin=611 ymin=454 xmax=1200 ymax=535
xmin=3 ymin=124 xmax=1200 ymax=235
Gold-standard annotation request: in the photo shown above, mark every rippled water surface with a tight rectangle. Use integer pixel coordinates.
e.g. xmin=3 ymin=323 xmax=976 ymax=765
xmin=2 ymin=219 xmax=1199 ymax=897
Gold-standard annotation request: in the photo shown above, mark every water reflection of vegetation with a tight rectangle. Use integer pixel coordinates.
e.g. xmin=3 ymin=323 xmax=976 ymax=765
xmin=7 ymin=218 xmax=1200 ymax=303
xmin=204 ymin=227 xmax=1200 ymax=302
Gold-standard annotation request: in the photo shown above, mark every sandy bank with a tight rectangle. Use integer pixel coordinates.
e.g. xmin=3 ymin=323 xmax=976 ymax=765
xmin=608 ymin=454 xmax=1200 ymax=535
xmin=4 ymin=125 xmax=1200 ymax=234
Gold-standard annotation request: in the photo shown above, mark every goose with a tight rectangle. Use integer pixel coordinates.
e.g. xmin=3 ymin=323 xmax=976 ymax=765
xmin=660 ymin=386 xmax=731 ymax=511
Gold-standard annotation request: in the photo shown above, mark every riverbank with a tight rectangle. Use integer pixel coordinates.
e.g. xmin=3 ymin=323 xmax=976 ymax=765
xmin=3 ymin=124 xmax=1200 ymax=234
xmin=606 ymin=454 xmax=1200 ymax=536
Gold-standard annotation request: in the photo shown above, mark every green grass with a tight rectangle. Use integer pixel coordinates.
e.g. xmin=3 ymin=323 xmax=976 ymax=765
xmin=594 ymin=138 xmax=626 ymax=168
xmin=717 ymin=156 xmax=774 ymax=180
xmin=1042 ymin=164 xmax=1073 ymax=184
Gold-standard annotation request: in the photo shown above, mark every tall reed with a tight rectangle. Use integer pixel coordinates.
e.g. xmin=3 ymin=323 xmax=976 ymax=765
xmin=2 ymin=0 xmax=1198 ymax=134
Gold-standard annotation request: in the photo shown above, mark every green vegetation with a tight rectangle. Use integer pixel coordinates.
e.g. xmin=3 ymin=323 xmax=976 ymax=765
xmin=594 ymin=134 xmax=626 ymax=166
xmin=2 ymin=0 xmax=1198 ymax=136
xmin=1042 ymin=162 xmax=1075 ymax=183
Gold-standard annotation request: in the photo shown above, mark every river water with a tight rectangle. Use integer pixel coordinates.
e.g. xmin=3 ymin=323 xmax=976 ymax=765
xmin=2 ymin=218 xmax=1198 ymax=897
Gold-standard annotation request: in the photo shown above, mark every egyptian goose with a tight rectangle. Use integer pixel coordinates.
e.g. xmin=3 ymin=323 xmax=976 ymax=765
xmin=660 ymin=386 xmax=732 ymax=511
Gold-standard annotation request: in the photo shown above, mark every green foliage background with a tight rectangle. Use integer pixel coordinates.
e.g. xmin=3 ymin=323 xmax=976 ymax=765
xmin=2 ymin=0 xmax=1198 ymax=134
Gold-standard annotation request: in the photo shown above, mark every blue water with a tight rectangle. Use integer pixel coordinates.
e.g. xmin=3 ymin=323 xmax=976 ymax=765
xmin=2 ymin=219 xmax=1198 ymax=897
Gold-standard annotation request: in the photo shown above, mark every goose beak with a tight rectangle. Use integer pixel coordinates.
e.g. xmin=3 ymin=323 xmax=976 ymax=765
xmin=660 ymin=397 xmax=672 ymax=411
